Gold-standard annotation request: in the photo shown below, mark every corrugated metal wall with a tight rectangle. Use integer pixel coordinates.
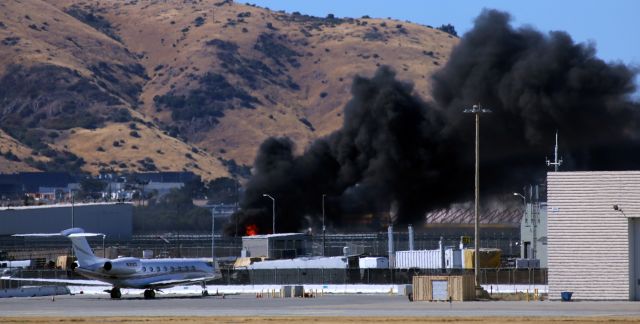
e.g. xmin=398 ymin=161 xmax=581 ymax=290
xmin=547 ymin=171 xmax=640 ymax=300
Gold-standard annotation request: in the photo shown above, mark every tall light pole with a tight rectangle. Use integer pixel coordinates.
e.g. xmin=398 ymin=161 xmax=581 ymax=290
xmin=211 ymin=205 xmax=216 ymax=260
xmin=102 ymin=234 xmax=106 ymax=258
xmin=513 ymin=192 xmax=526 ymax=259
xmin=322 ymin=194 xmax=326 ymax=257
xmin=514 ymin=192 xmax=526 ymax=213
xmin=71 ymin=190 xmax=75 ymax=228
xmin=203 ymin=203 xmax=221 ymax=261
xmin=263 ymin=194 xmax=275 ymax=234
xmin=463 ymin=104 xmax=491 ymax=292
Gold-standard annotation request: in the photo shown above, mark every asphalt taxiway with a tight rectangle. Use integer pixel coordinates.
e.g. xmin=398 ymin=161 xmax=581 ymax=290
xmin=0 ymin=294 xmax=639 ymax=318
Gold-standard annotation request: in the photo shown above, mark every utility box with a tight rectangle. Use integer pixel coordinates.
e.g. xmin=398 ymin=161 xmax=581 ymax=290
xmin=444 ymin=249 xmax=462 ymax=269
xmin=281 ymin=285 xmax=304 ymax=298
xmin=359 ymin=257 xmax=389 ymax=269
xmin=412 ymin=275 xmax=475 ymax=301
xmin=515 ymin=258 xmax=541 ymax=269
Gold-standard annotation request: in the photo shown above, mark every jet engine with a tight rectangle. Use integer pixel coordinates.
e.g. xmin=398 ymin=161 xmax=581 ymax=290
xmin=102 ymin=258 xmax=141 ymax=275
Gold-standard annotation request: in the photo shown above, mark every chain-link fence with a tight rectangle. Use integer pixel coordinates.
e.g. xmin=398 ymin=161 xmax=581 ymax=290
xmin=2 ymin=267 xmax=546 ymax=289
xmin=2 ymin=229 xmax=521 ymax=259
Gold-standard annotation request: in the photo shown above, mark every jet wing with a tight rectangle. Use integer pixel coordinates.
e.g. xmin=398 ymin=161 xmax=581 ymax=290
xmin=2 ymin=277 xmax=108 ymax=286
xmin=144 ymin=275 xmax=222 ymax=289
xmin=13 ymin=232 xmax=104 ymax=237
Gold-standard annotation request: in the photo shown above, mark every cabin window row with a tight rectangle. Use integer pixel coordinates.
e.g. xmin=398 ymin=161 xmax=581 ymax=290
xmin=141 ymin=265 xmax=196 ymax=272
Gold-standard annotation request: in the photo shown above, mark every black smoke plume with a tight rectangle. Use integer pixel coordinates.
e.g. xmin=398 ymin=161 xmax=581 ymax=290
xmin=228 ymin=10 xmax=640 ymax=234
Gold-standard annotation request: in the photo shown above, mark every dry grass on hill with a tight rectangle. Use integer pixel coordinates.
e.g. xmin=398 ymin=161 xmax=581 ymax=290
xmin=0 ymin=0 xmax=458 ymax=178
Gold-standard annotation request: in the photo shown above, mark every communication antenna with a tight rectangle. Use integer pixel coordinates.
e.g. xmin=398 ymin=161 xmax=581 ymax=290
xmin=546 ymin=131 xmax=563 ymax=172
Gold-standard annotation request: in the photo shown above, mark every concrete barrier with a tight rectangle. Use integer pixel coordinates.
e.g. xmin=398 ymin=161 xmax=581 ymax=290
xmin=0 ymin=286 xmax=70 ymax=298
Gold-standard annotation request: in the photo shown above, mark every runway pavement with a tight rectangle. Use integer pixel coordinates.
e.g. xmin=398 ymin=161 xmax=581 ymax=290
xmin=1 ymin=294 xmax=639 ymax=318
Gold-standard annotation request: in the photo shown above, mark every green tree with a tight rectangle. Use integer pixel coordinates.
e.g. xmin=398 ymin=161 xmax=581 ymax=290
xmin=206 ymin=177 xmax=239 ymax=204
xmin=78 ymin=178 xmax=107 ymax=199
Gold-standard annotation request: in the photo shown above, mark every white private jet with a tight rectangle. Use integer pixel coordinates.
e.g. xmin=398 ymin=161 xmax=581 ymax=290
xmin=13 ymin=228 xmax=222 ymax=299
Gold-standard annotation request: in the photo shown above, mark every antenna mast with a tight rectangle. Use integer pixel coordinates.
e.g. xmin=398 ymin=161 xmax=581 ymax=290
xmin=546 ymin=131 xmax=563 ymax=172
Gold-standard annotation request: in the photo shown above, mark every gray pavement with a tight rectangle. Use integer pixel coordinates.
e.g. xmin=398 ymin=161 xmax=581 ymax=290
xmin=0 ymin=294 xmax=639 ymax=317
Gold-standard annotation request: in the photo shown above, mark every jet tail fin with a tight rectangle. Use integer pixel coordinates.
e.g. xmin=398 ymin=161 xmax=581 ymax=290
xmin=14 ymin=228 xmax=105 ymax=266
xmin=61 ymin=228 xmax=104 ymax=266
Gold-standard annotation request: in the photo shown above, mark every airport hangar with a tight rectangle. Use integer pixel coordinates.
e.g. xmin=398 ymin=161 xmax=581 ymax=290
xmin=547 ymin=171 xmax=640 ymax=301
xmin=0 ymin=202 xmax=132 ymax=239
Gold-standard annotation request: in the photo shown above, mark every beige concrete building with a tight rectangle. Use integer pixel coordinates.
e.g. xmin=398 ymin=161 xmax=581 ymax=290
xmin=547 ymin=171 xmax=640 ymax=300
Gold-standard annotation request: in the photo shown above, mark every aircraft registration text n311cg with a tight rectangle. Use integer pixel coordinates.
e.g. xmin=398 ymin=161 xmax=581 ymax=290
xmin=14 ymin=228 xmax=222 ymax=299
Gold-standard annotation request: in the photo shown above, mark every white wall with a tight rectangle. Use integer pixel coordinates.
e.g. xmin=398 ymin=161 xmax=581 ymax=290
xmin=547 ymin=171 xmax=640 ymax=300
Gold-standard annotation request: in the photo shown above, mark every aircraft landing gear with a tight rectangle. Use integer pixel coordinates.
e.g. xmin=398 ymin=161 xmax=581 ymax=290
xmin=110 ymin=288 xmax=122 ymax=299
xmin=201 ymin=281 xmax=208 ymax=297
xmin=143 ymin=289 xmax=156 ymax=299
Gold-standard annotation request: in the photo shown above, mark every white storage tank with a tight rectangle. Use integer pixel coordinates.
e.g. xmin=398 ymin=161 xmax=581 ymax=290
xmin=358 ymin=257 xmax=389 ymax=269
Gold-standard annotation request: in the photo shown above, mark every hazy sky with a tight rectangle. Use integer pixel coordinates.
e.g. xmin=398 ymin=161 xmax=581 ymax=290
xmin=239 ymin=0 xmax=640 ymax=95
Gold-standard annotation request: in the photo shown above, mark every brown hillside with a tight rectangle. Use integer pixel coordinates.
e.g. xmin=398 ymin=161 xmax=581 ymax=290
xmin=0 ymin=129 xmax=45 ymax=173
xmin=0 ymin=0 xmax=458 ymax=179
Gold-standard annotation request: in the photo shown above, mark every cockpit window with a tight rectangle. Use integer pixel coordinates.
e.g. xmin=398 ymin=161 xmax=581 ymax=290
xmin=206 ymin=262 xmax=213 ymax=267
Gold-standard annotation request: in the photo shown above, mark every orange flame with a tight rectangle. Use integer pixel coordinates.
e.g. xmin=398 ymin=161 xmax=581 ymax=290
xmin=245 ymin=224 xmax=258 ymax=236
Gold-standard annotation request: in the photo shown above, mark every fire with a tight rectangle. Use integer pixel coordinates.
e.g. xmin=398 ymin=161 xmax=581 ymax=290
xmin=245 ymin=224 xmax=258 ymax=236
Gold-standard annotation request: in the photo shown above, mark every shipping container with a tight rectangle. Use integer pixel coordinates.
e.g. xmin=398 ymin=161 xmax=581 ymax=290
xmin=395 ymin=248 xmax=462 ymax=269
xmin=395 ymin=250 xmax=441 ymax=269
xmin=461 ymin=248 xmax=501 ymax=269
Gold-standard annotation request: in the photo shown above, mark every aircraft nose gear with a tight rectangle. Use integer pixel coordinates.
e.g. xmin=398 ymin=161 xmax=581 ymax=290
xmin=143 ymin=289 xmax=156 ymax=299
xmin=109 ymin=288 xmax=122 ymax=299
xmin=201 ymin=281 xmax=208 ymax=296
